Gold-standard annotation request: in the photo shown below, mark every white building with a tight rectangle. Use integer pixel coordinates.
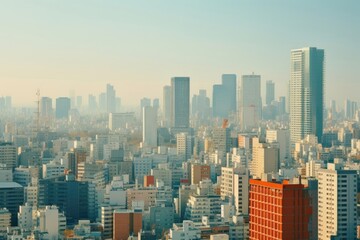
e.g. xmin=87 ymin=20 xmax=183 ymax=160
xmin=266 ymin=129 xmax=290 ymax=164
xmin=290 ymin=47 xmax=324 ymax=144
xmin=37 ymin=206 xmax=60 ymax=240
xmin=42 ymin=161 xmax=65 ymax=179
xmin=177 ymin=132 xmax=193 ymax=161
xmin=250 ymin=138 xmax=279 ymax=179
xmin=318 ymin=163 xmax=357 ymax=240
xmin=18 ymin=204 xmax=33 ymax=231
xmin=0 ymin=208 xmax=11 ymax=234
xmin=220 ymin=167 xmax=249 ymax=215
xmin=239 ymin=74 xmax=261 ymax=131
xmin=169 ymin=220 xmax=201 ymax=240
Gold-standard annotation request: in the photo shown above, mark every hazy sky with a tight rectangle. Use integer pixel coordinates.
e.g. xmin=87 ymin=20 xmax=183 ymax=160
xmin=1 ymin=1 xmax=359 ymax=108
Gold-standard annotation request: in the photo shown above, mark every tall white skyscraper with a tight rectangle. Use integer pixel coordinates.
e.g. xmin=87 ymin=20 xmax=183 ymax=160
xmin=142 ymin=106 xmax=157 ymax=147
xmin=290 ymin=47 xmax=324 ymax=144
xmin=239 ymin=74 xmax=261 ymax=130
xmin=318 ymin=163 xmax=357 ymax=240
xmin=171 ymin=77 xmax=190 ymax=128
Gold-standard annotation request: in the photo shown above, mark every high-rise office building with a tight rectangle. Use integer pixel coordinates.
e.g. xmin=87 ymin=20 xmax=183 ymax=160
xmin=239 ymin=74 xmax=261 ymax=130
xmin=0 ymin=142 xmax=17 ymax=169
xmin=0 ymin=182 xmax=24 ymax=226
xmin=163 ymin=85 xmax=171 ymax=127
xmin=171 ymin=77 xmax=190 ymax=128
xmin=40 ymin=97 xmax=53 ymax=118
xmin=88 ymin=94 xmax=97 ymax=110
xmin=142 ymin=106 xmax=157 ymax=147
xmin=318 ymin=163 xmax=357 ymax=240
xmin=290 ymin=47 xmax=324 ymax=143
xmin=140 ymin=97 xmax=151 ymax=123
xmin=249 ymin=178 xmax=312 ymax=239
xmin=55 ymin=97 xmax=71 ymax=119
xmin=106 ymin=84 xmax=116 ymax=113
xmin=212 ymin=127 xmax=231 ymax=160
xmin=265 ymin=80 xmax=275 ymax=105
xmin=192 ymin=89 xmax=210 ymax=121
xmin=212 ymin=74 xmax=237 ymax=118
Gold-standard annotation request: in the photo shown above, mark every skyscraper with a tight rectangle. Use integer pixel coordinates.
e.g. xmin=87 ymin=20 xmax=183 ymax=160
xmin=106 ymin=84 xmax=116 ymax=113
xmin=171 ymin=77 xmax=190 ymax=128
xmin=212 ymin=74 xmax=237 ymax=118
xmin=290 ymin=47 xmax=324 ymax=143
xmin=163 ymin=85 xmax=171 ymax=127
xmin=140 ymin=97 xmax=151 ymax=123
xmin=239 ymin=74 xmax=261 ymax=130
xmin=142 ymin=106 xmax=157 ymax=147
xmin=55 ymin=97 xmax=71 ymax=119
xmin=265 ymin=80 xmax=275 ymax=105
xmin=317 ymin=163 xmax=357 ymax=240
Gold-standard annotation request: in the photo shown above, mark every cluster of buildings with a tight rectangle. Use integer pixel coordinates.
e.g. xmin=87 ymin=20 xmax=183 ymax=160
xmin=0 ymin=46 xmax=359 ymax=240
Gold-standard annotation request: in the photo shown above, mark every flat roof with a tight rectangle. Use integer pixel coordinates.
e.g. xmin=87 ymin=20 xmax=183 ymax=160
xmin=0 ymin=182 xmax=23 ymax=188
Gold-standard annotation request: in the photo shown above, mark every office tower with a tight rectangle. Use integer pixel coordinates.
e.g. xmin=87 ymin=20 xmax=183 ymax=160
xmin=220 ymin=167 xmax=249 ymax=215
xmin=212 ymin=74 xmax=237 ymax=118
xmin=171 ymin=77 xmax=190 ymax=128
xmin=318 ymin=163 xmax=357 ymax=240
xmin=153 ymin=98 xmax=159 ymax=116
xmin=55 ymin=97 xmax=71 ymax=119
xmin=113 ymin=209 xmax=142 ymax=240
xmin=163 ymin=85 xmax=171 ymax=127
xmin=39 ymin=176 xmax=93 ymax=225
xmin=212 ymin=127 xmax=231 ymax=160
xmin=115 ymin=97 xmax=121 ymax=112
xmin=250 ymin=138 xmax=279 ymax=179
xmin=266 ymin=129 xmax=290 ymax=164
xmin=140 ymin=97 xmax=151 ymax=122
xmin=192 ymin=89 xmax=210 ymax=120
xmin=69 ymin=90 xmax=76 ymax=108
xmin=98 ymin=92 xmax=107 ymax=112
xmin=106 ymin=84 xmax=116 ymax=113
xmin=142 ymin=106 xmax=157 ymax=147
xmin=278 ymin=96 xmax=286 ymax=115
xmin=239 ymin=74 xmax=261 ymax=130
xmin=290 ymin=47 xmax=324 ymax=143
xmin=265 ymin=80 xmax=275 ymax=105
xmin=88 ymin=94 xmax=97 ymax=110
xmin=0 ymin=182 xmax=24 ymax=226
xmin=0 ymin=142 xmax=17 ymax=169
xmin=40 ymin=97 xmax=53 ymax=119
xmin=249 ymin=177 xmax=312 ymax=239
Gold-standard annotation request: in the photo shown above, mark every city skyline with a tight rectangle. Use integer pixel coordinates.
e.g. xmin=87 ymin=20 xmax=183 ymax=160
xmin=1 ymin=1 xmax=360 ymax=106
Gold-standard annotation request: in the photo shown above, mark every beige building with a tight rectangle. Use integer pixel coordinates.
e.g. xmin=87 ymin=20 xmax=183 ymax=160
xmin=191 ymin=163 xmax=210 ymax=185
xmin=220 ymin=167 xmax=249 ymax=215
xmin=126 ymin=187 xmax=157 ymax=211
xmin=251 ymin=138 xmax=279 ymax=179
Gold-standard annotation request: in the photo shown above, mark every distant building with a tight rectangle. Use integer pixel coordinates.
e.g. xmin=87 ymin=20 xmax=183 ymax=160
xmin=212 ymin=74 xmax=237 ymax=118
xmin=171 ymin=77 xmax=190 ymax=128
xmin=239 ymin=74 xmax=261 ymax=130
xmin=143 ymin=106 xmax=158 ymax=147
xmin=55 ymin=97 xmax=71 ymax=119
xmin=265 ymin=80 xmax=275 ymax=106
xmin=109 ymin=112 xmax=136 ymax=131
xmin=106 ymin=84 xmax=116 ymax=113
xmin=163 ymin=85 xmax=171 ymax=127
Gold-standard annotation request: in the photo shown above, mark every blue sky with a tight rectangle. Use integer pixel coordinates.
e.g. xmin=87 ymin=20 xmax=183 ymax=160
xmin=0 ymin=0 xmax=359 ymax=108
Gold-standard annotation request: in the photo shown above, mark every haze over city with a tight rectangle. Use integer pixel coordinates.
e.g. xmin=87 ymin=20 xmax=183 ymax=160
xmin=1 ymin=0 xmax=360 ymax=107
